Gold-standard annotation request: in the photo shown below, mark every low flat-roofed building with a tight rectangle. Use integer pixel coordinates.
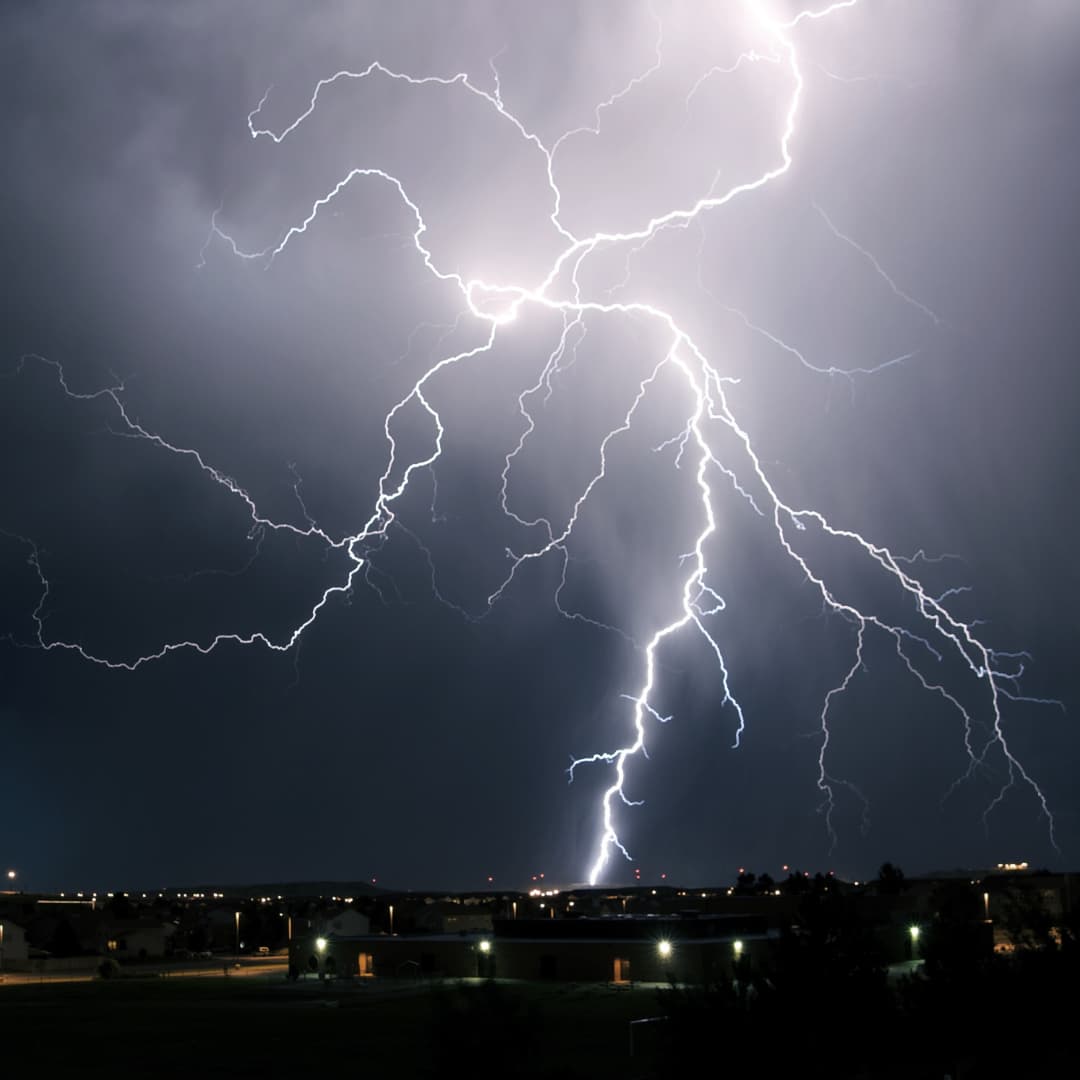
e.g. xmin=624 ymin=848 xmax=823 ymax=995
xmin=290 ymin=913 xmax=773 ymax=984
xmin=290 ymin=931 xmax=491 ymax=981
xmin=491 ymin=915 xmax=772 ymax=984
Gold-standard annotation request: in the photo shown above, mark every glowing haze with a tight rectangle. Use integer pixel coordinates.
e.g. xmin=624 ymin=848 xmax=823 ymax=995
xmin=1 ymin=1 xmax=1077 ymax=890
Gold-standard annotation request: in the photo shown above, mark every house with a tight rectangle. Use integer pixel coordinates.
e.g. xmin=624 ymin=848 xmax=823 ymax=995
xmin=0 ymin=919 xmax=29 ymax=970
xmin=323 ymin=908 xmax=371 ymax=937
xmin=102 ymin=919 xmax=176 ymax=960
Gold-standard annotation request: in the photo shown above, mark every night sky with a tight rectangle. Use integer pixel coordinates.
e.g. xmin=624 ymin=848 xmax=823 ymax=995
xmin=2 ymin=1 xmax=1078 ymax=893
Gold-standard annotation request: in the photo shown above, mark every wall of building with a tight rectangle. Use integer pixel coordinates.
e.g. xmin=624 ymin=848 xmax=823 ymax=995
xmin=0 ymin=920 xmax=29 ymax=967
xmin=290 ymin=934 xmax=488 ymax=980
xmin=289 ymin=931 xmax=769 ymax=984
xmin=491 ymin=937 xmax=766 ymax=984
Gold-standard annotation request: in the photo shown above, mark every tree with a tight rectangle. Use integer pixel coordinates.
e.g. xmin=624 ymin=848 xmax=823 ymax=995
xmin=876 ymin=862 xmax=906 ymax=895
xmin=50 ymin=918 xmax=82 ymax=957
xmin=734 ymin=872 xmax=757 ymax=895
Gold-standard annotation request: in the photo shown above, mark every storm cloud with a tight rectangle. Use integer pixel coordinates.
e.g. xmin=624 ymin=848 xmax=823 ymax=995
xmin=2 ymin=1 xmax=1078 ymax=891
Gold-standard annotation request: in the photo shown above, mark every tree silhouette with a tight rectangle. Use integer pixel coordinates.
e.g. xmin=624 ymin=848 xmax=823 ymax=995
xmin=876 ymin=862 xmax=906 ymax=895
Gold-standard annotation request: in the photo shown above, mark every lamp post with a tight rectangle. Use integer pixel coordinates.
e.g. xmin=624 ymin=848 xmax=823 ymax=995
xmin=234 ymin=911 xmax=241 ymax=960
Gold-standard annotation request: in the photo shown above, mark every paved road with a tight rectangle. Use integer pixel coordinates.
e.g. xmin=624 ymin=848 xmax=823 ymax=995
xmin=0 ymin=956 xmax=288 ymax=988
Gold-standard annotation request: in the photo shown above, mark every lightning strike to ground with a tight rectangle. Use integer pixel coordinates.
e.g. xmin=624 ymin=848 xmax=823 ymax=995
xmin=5 ymin=0 xmax=1060 ymax=886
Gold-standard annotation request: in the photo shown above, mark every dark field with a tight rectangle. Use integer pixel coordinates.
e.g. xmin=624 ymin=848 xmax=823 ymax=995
xmin=3 ymin=954 xmax=1078 ymax=1078
xmin=0 ymin=976 xmax=664 ymax=1078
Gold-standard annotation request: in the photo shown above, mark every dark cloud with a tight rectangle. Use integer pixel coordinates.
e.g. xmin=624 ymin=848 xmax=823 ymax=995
xmin=2 ymin=1 xmax=1078 ymax=891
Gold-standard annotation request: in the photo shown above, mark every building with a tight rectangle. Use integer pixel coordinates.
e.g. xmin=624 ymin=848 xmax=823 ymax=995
xmin=490 ymin=915 xmax=771 ymax=983
xmin=291 ymin=932 xmax=490 ymax=981
xmin=102 ymin=919 xmax=176 ymax=960
xmin=290 ymin=913 xmax=773 ymax=984
xmin=0 ymin=919 xmax=29 ymax=970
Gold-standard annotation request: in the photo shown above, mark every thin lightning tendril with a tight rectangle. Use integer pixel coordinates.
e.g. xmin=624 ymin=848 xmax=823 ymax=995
xmin=6 ymin=0 xmax=1059 ymax=884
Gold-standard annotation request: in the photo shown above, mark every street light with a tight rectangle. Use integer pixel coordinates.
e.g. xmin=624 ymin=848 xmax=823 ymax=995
xmin=478 ymin=940 xmax=492 ymax=954
xmin=315 ymin=937 xmax=327 ymax=953
xmin=657 ymin=940 xmax=672 ymax=959
xmin=733 ymin=939 xmax=744 ymax=957
xmin=234 ymin=912 xmax=241 ymax=959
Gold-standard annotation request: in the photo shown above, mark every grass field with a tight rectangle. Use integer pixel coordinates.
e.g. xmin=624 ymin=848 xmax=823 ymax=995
xmin=0 ymin=975 xmax=670 ymax=1078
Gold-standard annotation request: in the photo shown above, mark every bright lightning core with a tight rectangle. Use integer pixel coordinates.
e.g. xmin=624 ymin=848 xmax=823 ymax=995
xmin=4 ymin=1 xmax=1062 ymax=886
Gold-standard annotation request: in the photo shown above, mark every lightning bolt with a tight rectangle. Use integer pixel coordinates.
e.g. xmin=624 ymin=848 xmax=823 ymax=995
xmin=5 ymin=0 xmax=1059 ymax=886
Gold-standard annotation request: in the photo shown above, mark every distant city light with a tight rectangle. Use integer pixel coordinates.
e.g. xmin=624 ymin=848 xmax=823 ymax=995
xmin=996 ymin=862 xmax=1029 ymax=872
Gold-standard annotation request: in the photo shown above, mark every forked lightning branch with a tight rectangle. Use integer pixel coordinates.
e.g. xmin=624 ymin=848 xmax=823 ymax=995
xmin=6 ymin=0 xmax=1058 ymax=883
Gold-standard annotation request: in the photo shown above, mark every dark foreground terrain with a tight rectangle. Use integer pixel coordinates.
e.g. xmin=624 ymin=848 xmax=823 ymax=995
xmin=0 ymin=975 xmax=659 ymax=1078
xmin=0 ymin=958 xmax=1077 ymax=1080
